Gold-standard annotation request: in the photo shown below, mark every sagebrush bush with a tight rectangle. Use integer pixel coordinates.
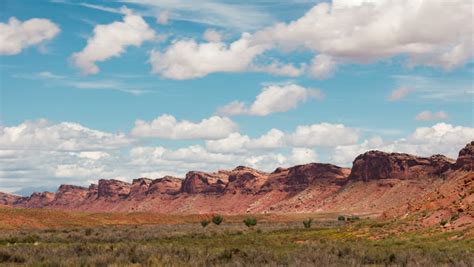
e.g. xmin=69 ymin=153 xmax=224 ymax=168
xmin=348 ymin=216 xmax=360 ymax=222
xmin=200 ymin=220 xmax=210 ymax=228
xmin=212 ymin=215 xmax=223 ymax=225
xmin=85 ymin=228 xmax=93 ymax=236
xmin=0 ymin=221 xmax=471 ymax=266
xmin=243 ymin=217 xmax=257 ymax=227
xmin=303 ymin=218 xmax=313 ymax=229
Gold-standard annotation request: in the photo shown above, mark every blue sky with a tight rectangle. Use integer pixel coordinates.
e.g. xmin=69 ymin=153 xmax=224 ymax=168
xmin=0 ymin=0 xmax=473 ymax=193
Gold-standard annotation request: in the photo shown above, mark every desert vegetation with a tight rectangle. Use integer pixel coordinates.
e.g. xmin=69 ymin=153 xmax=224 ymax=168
xmin=212 ymin=214 xmax=224 ymax=226
xmin=243 ymin=217 xmax=257 ymax=228
xmin=0 ymin=208 xmax=472 ymax=266
xmin=302 ymin=218 xmax=313 ymax=229
xmin=0 ymin=219 xmax=472 ymax=266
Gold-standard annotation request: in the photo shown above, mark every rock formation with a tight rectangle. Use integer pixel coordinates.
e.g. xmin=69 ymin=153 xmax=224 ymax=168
xmin=147 ymin=176 xmax=182 ymax=195
xmin=54 ymin=185 xmax=89 ymax=205
xmin=0 ymin=192 xmax=21 ymax=206
xmin=129 ymin=178 xmax=153 ymax=199
xmin=181 ymin=171 xmax=228 ymax=194
xmin=2 ymin=141 xmax=472 ymax=219
xmin=456 ymin=141 xmax=474 ymax=171
xmin=349 ymin=151 xmax=455 ymax=181
xmin=97 ymin=179 xmax=131 ymax=199
xmin=225 ymin=166 xmax=268 ymax=194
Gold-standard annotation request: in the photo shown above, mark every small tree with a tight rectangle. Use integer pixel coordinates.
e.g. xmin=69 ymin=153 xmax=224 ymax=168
xmin=337 ymin=215 xmax=346 ymax=221
xmin=303 ymin=218 xmax=313 ymax=229
xmin=212 ymin=214 xmax=223 ymax=225
xmin=200 ymin=220 xmax=210 ymax=228
xmin=243 ymin=217 xmax=257 ymax=227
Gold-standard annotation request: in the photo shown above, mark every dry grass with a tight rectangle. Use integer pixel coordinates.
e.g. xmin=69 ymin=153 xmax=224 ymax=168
xmin=0 ymin=208 xmax=361 ymax=230
xmin=0 ymin=208 xmax=472 ymax=266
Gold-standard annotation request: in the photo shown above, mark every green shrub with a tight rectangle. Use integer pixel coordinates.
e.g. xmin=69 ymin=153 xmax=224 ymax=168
xmin=348 ymin=216 xmax=360 ymax=222
xmin=23 ymin=234 xmax=39 ymax=243
xmin=440 ymin=219 xmax=448 ymax=226
xmin=200 ymin=220 xmax=210 ymax=228
xmin=303 ymin=218 xmax=313 ymax=229
xmin=85 ymin=228 xmax=93 ymax=236
xmin=337 ymin=215 xmax=346 ymax=221
xmin=243 ymin=217 xmax=257 ymax=227
xmin=212 ymin=215 xmax=223 ymax=225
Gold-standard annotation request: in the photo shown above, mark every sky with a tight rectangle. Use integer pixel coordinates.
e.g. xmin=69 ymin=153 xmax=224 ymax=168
xmin=0 ymin=0 xmax=473 ymax=194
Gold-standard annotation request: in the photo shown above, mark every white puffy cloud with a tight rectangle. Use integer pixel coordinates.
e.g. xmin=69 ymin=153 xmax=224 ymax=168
xmin=71 ymin=8 xmax=155 ymax=75
xmin=206 ymin=128 xmax=286 ymax=153
xmin=0 ymin=17 xmax=60 ymax=55
xmin=309 ymin=54 xmax=336 ymax=79
xmin=206 ymin=122 xmax=359 ymax=153
xmin=131 ymin=114 xmax=238 ymax=140
xmin=288 ymin=148 xmax=318 ymax=165
xmin=203 ymin=29 xmax=222 ymax=42
xmin=205 ymin=133 xmax=250 ymax=153
xmin=217 ymin=84 xmax=323 ymax=116
xmin=254 ymin=0 xmax=473 ymax=70
xmin=331 ymin=123 xmax=474 ymax=166
xmin=1 ymin=118 xmax=472 ymax=193
xmin=0 ymin=119 xmax=133 ymax=151
xmin=288 ymin=123 xmax=359 ymax=147
xmin=388 ymin=86 xmax=414 ymax=101
xmin=247 ymin=129 xmax=286 ymax=149
xmin=405 ymin=123 xmax=473 ymax=157
xmin=150 ymin=32 xmax=267 ymax=79
xmin=415 ymin=110 xmax=449 ymax=121
xmin=331 ymin=136 xmax=384 ymax=166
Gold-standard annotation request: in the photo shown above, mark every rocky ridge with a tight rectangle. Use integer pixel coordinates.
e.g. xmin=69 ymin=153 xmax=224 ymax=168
xmin=3 ymin=141 xmax=473 ymax=226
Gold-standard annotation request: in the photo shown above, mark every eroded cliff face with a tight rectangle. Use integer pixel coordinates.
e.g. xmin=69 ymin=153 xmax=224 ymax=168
xmin=147 ymin=177 xmax=181 ymax=195
xmin=181 ymin=171 xmax=228 ymax=194
xmin=456 ymin=141 xmax=474 ymax=171
xmin=20 ymin=192 xmax=56 ymax=208
xmin=4 ymin=141 xmax=472 ymax=221
xmin=225 ymin=166 xmax=269 ymax=194
xmin=54 ymin=185 xmax=89 ymax=205
xmin=349 ymin=151 xmax=455 ymax=181
xmin=97 ymin=179 xmax=131 ymax=200
xmin=129 ymin=178 xmax=153 ymax=199
xmin=0 ymin=192 xmax=22 ymax=206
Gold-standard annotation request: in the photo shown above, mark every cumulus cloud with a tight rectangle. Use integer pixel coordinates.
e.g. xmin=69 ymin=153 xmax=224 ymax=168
xmin=288 ymin=148 xmax=318 ymax=165
xmin=206 ymin=128 xmax=286 ymax=153
xmin=205 ymin=133 xmax=251 ymax=153
xmin=203 ymin=29 xmax=222 ymax=42
xmin=71 ymin=7 xmax=155 ymax=75
xmin=0 ymin=17 xmax=60 ymax=55
xmin=388 ymin=86 xmax=414 ymax=101
xmin=331 ymin=123 xmax=474 ymax=166
xmin=288 ymin=123 xmax=359 ymax=147
xmin=415 ymin=110 xmax=449 ymax=121
xmin=254 ymin=0 xmax=473 ymax=71
xmin=0 ymin=119 xmax=133 ymax=151
xmin=150 ymin=33 xmax=267 ymax=79
xmin=2 ymin=118 xmax=473 ymax=193
xmin=206 ymin=122 xmax=359 ymax=153
xmin=217 ymin=84 xmax=323 ymax=116
xmin=308 ymin=54 xmax=336 ymax=79
xmin=131 ymin=114 xmax=238 ymax=140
